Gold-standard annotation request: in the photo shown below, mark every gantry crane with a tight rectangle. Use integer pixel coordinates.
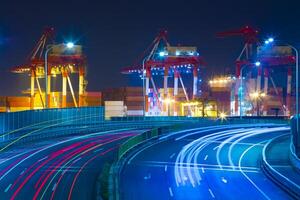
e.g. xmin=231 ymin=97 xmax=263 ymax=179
xmin=11 ymin=27 xmax=87 ymax=109
xmin=122 ymin=30 xmax=204 ymax=116
xmin=217 ymin=26 xmax=295 ymax=116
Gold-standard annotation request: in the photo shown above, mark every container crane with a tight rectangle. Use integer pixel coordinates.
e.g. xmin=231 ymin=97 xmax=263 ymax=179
xmin=217 ymin=26 xmax=259 ymax=115
xmin=122 ymin=30 xmax=204 ymax=116
xmin=11 ymin=27 xmax=87 ymax=109
xmin=217 ymin=26 xmax=296 ymax=116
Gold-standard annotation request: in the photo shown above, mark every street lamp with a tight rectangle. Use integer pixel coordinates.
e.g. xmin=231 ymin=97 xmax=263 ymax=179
xmin=44 ymin=42 xmax=75 ymax=108
xmin=142 ymin=57 xmax=147 ymax=116
xmin=264 ymin=38 xmax=299 ymax=133
xmin=239 ymin=61 xmax=261 ymax=118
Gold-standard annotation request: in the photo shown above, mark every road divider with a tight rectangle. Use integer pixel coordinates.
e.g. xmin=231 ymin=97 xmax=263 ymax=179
xmin=262 ymin=133 xmax=300 ymax=199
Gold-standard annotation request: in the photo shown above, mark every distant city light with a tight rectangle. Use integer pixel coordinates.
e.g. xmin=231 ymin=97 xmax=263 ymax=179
xmin=255 ymin=61 xmax=261 ymax=66
xmin=66 ymin=42 xmax=74 ymax=49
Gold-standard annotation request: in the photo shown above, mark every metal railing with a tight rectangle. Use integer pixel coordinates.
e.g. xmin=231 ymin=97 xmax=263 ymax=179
xmin=0 ymin=107 xmax=104 ymax=134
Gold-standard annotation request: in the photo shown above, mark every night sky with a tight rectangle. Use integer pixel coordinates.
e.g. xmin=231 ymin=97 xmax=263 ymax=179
xmin=1 ymin=0 xmax=300 ymax=95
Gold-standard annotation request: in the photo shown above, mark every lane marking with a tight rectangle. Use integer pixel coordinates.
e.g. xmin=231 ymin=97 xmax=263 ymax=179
xmin=201 ymin=167 xmax=205 ymax=173
xmin=169 ymin=153 xmax=176 ymax=159
xmin=239 ymin=139 xmax=275 ymax=200
xmin=5 ymin=183 xmax=12 ymax=193
xmin=168 ymin=187 xmax=174 ymax=197
xmin=72 ymin=157 xmax=82 ymax=164
xmin=208 ymin=188 xmax=215 ymax=198
xmin=213 ymin=146 xmax=219 ymax=151
xmin=38 ymin=156 xmax=48 ymax=162
xmin=204 ymin=155 xmax=208 ymax=161
xmin=165 ymin=165 xmax=168 ymax=172
xmin=221 ymin=177 xmax=227 ymax=183
xmin=52 ymin=183 xmax=57 ymax=191
xmin=20 ymin=169 xmax=26 ymax=175
xmin=93 ymin=148 xmax=103 ymax=153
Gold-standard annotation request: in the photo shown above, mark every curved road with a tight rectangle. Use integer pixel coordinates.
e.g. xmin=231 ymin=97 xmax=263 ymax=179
xmin=0 ymin=128 xmax=142 ymax=200
xmin=120 ymin=124 xmax=293 ymax=200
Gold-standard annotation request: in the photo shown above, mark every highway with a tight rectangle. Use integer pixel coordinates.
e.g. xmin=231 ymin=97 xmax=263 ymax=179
xmin=120 ymin=124 xmax=293 ymax=200
xmin=0 ymin=127 xmax=142 ymax=200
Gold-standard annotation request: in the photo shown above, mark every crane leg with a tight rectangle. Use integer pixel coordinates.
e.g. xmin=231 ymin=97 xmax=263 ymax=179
xmin=30 ymin=70 xmax=35 ymax=109
xmin=62 ymin=70 xmax=67 ymax=108
xmin=263 ymin=68 xmax=269 ymax=116
xmin=79 ymin=67 xmax=85 ymax=107
xmin=174 ymin=70 xmax=179 ymax=116
xmin=193 ymin=67 xmax=198 ymax=99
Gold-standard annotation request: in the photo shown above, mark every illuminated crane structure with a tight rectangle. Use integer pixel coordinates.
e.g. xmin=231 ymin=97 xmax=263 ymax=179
xmin=217 ymin=26 xmax=295 ymax=116
xmin=11 ymin=28 xmax=87 ymax=109
xmin=122 ymin=30 xmax=204 ymax=116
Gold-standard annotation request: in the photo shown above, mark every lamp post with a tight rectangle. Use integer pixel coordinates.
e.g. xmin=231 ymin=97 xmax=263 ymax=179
xmin=287 ymin=45 xmax=299 ymax=133
xmin=264 ymin=38 xmax=299 ymax=133
xmin=142 ymin=57 xmax=147 ymax=116
xmin=44 ymin=46 xmax=54 ymax=109
xmin=44 ymin=42 xmax=74 ymax=109
xmin=239 ymin=61 xmax=261 ymax=118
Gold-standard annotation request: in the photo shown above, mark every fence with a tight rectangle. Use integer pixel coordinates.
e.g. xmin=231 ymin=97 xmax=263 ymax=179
xmin=0 ymin=107 xmax=104 ymax=134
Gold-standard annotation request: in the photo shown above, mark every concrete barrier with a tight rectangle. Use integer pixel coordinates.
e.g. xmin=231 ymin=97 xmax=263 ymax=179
xmin=291 ymin=116 xmax=300 ymax=157
xmin=262 ymin=134 xmax=300 ymax=199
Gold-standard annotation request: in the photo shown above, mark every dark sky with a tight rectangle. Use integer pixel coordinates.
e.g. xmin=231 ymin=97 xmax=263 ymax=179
xmin=0 ymin=0 xmax=300 ymax=95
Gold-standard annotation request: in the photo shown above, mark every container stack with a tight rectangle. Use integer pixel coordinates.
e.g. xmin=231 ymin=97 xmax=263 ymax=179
xmin=104 ymin=101 xmax=125 ymax=119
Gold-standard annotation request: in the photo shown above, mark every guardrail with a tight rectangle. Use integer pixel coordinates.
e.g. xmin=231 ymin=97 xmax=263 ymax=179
xmin=262 ymin=134 xmax=300 ymax=199
xmin=0 ymin=107 xmax=104 ymax=134
xmin=291 ymin=116 xmax=300 ymax=157
xmin=111 ymin=116 xmax=289 ymax=124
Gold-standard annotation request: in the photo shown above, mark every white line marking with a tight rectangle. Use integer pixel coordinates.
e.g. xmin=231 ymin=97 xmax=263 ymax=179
xmin=38 ymin=156 xmax=48 ymax=162
xmin=165 ymin=165 xmax=168 ymax=172
xmin=204 ymin=155 xmax=208 ymax=161
xmin=201 ymin=167 xmax=205 ymax=173
xmin=168 ymin=187 xmax=174 ymax=197
xmin=93 ymin=148 xmax=103 ymax=153
xmin=169 ymin=153 xmax=176 ymax=159
xmin=20 ymin=169 xmax=25 ymax=175
xmin=208 ymin=188 xmax=215 ymax=198
xmin=221 ymin=177 xmax=227 ymax=183
xmin=4 ymin=183 xmax=12 ymax=193
xmin=72 ymin=157 xmax=81 ymax=164
xmin=52 ymin=183 xmax=57 ymax=191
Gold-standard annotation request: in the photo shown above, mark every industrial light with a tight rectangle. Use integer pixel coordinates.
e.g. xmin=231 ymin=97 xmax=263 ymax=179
xmin=66 ymin=42 xmax=74 ymax=49
xmin=250 ymin=92 xmax=259 ymax=99
xmin=264 ymin=37 xmax=274 ymax=45
xmin=159 ymin=51 xmax=166 ymax=57
xmin=163 ymin=98 xmax=175 ymax=104
xmin=255 ymin=61 xmax=261 ymax=66
xmin=219 ymin=112 xmax=227 ymax=120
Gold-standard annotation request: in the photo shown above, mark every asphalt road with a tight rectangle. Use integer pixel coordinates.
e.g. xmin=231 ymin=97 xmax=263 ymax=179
xmin=120 ymin=124 xmax=293 ymax=200
xmin=0 ymin=128 xmax=142 ymax=200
